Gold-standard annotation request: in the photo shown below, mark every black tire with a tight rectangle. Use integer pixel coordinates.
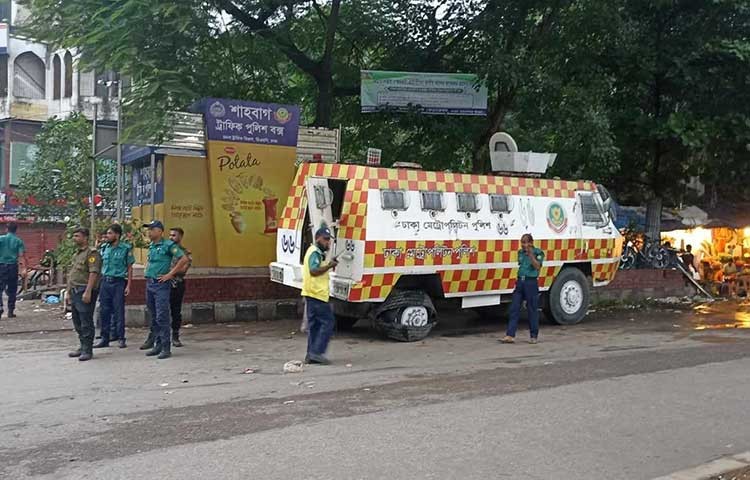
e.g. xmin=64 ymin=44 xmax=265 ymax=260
xmin=371 ymin=290 xmax=437 ymax=342
xmin=547 ymin=267 xmax=590 ymax=325
xmin=335 ymin=314 xmax=359 ymax=331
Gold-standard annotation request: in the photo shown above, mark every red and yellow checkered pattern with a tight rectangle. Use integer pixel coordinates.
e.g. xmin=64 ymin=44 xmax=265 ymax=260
xmin=439 ymin=265 xmax=560 ymax=296
xmin=278 ymin=163 xmax=598 ymax=241
xmin=592 ymin=261 xmax=620 ymax=284
xmin=348 ymin=273 xmax=401 ymax=302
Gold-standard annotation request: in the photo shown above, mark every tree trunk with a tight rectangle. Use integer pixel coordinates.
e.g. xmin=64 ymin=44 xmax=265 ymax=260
xmin=645 ymin=197 xmax=662 ymax=242
xmin=314 ymin=76 xmax=334 ymax=127
xmin=312 ymin=0 xmax=341 ymax=128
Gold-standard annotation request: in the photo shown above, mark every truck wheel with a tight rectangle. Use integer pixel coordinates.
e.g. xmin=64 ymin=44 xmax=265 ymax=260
xmin=335 ymin=315 xmax=359 ymax=331
xmin=548 ymin=268 xmax=590 ymax=325
xmin=371 ymin=290 xmax=437 ymax=342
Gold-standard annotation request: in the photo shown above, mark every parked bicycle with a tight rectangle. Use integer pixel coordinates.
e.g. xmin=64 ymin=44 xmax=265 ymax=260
xmin=620 ymin=236 xmax=676 ymax=270
xmin=18 ymin=250 xmax=56 ymax=294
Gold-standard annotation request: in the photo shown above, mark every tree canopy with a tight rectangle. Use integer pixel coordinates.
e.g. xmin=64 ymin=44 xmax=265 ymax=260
xmin=19 ymin=0 xmax=750 ymax=215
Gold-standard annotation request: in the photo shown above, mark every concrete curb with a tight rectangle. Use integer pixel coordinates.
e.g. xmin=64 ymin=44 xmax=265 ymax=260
xmin=652 ymin=452 xmax=750 ymax=480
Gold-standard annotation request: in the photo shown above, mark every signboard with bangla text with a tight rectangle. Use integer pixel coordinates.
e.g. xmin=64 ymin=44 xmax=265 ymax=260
xmin=360 ymin=70 xmax=488 ymax=116
xmin=202 ymin=98 xmax=299 ymax=267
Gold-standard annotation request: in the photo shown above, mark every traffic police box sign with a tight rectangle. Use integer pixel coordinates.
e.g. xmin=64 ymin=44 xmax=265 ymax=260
xmin=202 ymin=98 xmax=300 ymax=267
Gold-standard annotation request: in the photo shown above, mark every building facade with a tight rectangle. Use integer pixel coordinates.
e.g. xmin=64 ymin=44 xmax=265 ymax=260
xmin=0 ymin=0 xmax=118 ymax=214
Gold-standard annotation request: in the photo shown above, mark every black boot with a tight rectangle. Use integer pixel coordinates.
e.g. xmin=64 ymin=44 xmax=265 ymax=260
xmin=172 ymin=332 xmax=183 ymax=348
xmin=79 ymin=346 xmax=93 ymax=361
xmin=139 ymin=333 xmax=155 ymax=350
xmin=93 ymin=339 xmax=110 ymax=348
xmin=68 ymin=341 xmax=83 ymax=358
xmin=157 ymin=348 xmax=172 ymax=359
xmin=145 ymin=341 xmax=162 ymax=357
xmin=8 ymin=311 xmax=16 ymax=318
xmin=118 ymin=339 xmax=127 ymax=348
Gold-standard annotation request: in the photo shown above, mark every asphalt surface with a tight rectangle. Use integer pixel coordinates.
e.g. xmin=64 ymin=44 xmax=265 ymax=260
xmin=1 ymin=299 xmax=750 ymax=479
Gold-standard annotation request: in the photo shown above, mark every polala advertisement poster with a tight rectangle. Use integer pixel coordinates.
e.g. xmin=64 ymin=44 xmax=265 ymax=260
xmin=204 ymin=98 xmax=300 ymax=267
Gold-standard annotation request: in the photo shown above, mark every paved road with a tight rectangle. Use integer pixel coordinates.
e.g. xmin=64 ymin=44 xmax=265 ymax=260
xmin=2 ymin=300 xmax=749 ymax=479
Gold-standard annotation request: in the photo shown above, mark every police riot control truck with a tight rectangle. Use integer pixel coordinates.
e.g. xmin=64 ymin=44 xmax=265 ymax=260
xmin=270 ymin=133 xmax=622 ymax=341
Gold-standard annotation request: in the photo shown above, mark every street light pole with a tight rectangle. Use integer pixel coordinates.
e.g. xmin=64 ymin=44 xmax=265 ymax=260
xmin=116 ymin=79 xmax=123 ymax=221
xmin=91 ymin=102 xmax=98 ymax=237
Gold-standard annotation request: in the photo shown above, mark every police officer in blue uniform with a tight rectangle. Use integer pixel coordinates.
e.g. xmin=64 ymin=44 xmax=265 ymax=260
xmin=0 ymin=222 xmax=27 ymax=319
xmin=139 ymin=221 xmax=188 ymax=359
xmin=94 ymin=224 xmax=134 ymax=349
xmin=501 ymin=233 xmax=545 ymax=344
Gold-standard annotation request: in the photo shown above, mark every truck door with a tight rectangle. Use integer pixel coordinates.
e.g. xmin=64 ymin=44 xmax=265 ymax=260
xmin=305 ymin=177 xmax=335 ymax=233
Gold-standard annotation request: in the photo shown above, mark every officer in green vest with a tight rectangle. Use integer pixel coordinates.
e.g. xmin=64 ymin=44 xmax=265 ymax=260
xmin=66 ymin=227 xmax=102 ymax=361
xmin=302 ymin=227 xmax=338 ymax=365
xmin=139 ymin=220 xmax=189 ymax=359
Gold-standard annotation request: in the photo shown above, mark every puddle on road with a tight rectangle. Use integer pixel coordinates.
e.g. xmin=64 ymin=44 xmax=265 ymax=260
xmin=692 ymin=303 xmax=750 ymax=331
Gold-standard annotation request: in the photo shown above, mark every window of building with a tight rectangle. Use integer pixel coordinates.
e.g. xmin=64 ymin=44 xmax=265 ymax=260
xmin=456 ymin=193 xmax=480 ymax=213
xmin=381 ymin=190 xmax=408 ymax=211
xmin=0 ymin=54 xmax=8 ymax=97
xmin=52 ymin=55 xmax=61 ymax=100
xmin=9 ymin=142 xmax=37 ymax=186
xmin=13 ymin=52 xmax=45 ymax=99
xmin=0 ymin=1 xmax=10 ymax=23
xmin=63 ymin=51 xmax=73 ymax=98
xmin=95 ymin=70 xmax=119 ymax=98
xmin=420 ymin=191 xmax=445 ymax=211
xmin=489 ymin=194 xmax=511 ymax=213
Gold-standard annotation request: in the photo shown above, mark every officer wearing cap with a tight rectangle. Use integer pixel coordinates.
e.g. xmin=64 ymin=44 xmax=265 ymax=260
xmin=139 ymin=220 xmax=189 ymax=360
xmin=66 ymin=227 xmax=102 ymax=362
xmin=301 ymin=226 xmax=338 ymax=365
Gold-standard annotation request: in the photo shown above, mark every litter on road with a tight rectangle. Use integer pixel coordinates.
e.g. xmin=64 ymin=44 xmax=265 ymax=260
xmin=283 ymin=361 xmax=304 ymax=374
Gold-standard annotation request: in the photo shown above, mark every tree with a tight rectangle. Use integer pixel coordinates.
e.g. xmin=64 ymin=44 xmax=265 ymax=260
xmin=16 ymin=113 xmax=116 ymax=223
xmin=598 ymin=0 xmax=750 ymax=236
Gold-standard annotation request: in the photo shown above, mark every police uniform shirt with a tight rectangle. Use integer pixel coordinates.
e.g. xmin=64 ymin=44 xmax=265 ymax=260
xmin=517 ymin=247 xmax=545 ymax=278
xmin=145 ymin=239 xmax=184 ymax=279
xmin=170 ymin=245 xmax=192 ymax=282
xmin=68 ymin=247 xmax=102 ymax=288
xmin=101 ymin=242 xmax=135 ymax=278
xmin=0 ymin=233 xmax=25 ymax=265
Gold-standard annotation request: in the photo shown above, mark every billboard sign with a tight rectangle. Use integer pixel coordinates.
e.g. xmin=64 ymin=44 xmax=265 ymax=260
xmin=361 ymin=70 xmax=488 ymax=116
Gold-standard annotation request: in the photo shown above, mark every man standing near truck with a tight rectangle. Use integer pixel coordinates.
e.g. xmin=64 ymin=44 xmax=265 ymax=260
xmin=301 ymin=227 xmax=338 ymax=365
xmin=501 ymin=233 xmax=545 ymax=344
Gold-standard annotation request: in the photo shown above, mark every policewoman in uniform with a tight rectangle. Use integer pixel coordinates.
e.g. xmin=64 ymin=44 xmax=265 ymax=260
xmin=301 ymin=227 xmax=338 ymax=365
xmin=94 ymin=224 xmax=134 ymax=349
xmin=501 ymin=233 xmax=545 ymax=344
xmin=66 ymin=227 xmax=102 ymax=361
xmin=139 ymin=221 xmax=188 ymax=360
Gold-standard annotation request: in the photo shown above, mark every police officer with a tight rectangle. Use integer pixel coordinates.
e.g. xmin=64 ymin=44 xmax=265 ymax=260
xmin=66 ymin=227 xmax=102 ymax=361
xmin=139 ymin=220 xmax=188 ymax=360
xmin=0 ymin=222 xmax=27 ymax=319
xmin=168 ymin=227 xmax=192 ymax=348
xmin=93 ymin=224 xmax=134 ymax=349
xmin=501 ymin=233 xmax=545 ymax=345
